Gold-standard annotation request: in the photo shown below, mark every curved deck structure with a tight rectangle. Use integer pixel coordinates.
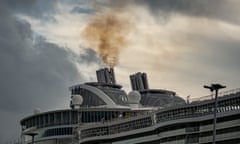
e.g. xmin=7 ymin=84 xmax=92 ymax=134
xmin=20 ymin=68 xmax=240 ymax=144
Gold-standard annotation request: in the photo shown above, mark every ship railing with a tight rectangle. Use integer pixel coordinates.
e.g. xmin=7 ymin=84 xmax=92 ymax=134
xmin=190 ymin=88 xmax=240 ymax=103
xmin=80 ymin=113 xmax=154 ymax=140
xmin=155 ymin=91 xmax=240 ymax=123
xmin=218 ymin=87 xmax=240 ymax=97
xmin=81 ymin=112 xmax=153 ymax=129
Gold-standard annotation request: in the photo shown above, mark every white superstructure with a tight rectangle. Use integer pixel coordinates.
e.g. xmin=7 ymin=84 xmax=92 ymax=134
xmin=20 ymin=68 xmax=240 ymax=144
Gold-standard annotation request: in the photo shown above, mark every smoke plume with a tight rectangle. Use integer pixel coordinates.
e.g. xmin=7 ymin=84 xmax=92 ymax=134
xmin=82 ymin=11 xmax=130 ymax=68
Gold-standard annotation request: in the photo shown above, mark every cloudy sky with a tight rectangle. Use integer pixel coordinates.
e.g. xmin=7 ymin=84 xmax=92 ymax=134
xmin=1 ymin=0 xmax=240 ymax=142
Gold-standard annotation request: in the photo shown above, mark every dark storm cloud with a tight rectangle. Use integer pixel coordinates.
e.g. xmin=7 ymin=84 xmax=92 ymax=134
xmin=136 ymin=0 xmax=240 ymax=24
xmin=3 ymin=0 xmax=57 ymax=19
xmin=0 ymin=13 xmax=79 ymax=113
xmin=0 ymin=3 xmax=79 ymax=142
xmin=0 ymin=1 xmax=101 ymax=142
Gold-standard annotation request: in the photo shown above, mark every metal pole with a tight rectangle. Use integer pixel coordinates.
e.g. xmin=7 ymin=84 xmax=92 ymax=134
xmin=213 ymin=89 xmax=218 ymax=144
xmin=32 ymin=135 xmax=34 ymax=144
xmin=204 ymin=84 xmax=225 ymax=144
xmin=78 ymin=107 xmax=80 ymax=140
xmin=78 ymin=107 xmax=82 ymax=141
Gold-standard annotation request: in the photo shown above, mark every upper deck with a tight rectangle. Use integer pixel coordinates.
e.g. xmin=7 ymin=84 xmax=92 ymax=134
xmin=79 ymin=88 xmax=240 ymax=143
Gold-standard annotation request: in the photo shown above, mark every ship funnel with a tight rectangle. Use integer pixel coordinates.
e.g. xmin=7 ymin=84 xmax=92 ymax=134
xmin=130 ymin=72 xmax=149 ymax=91
xmin=96 ymin=68 xmax=116 ymax=84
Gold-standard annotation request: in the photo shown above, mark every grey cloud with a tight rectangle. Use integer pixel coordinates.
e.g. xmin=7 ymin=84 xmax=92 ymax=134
xmin=168 ymin=33 xmax=240 ymax=96
xmin=0 ymin=19 xmax=80 ymax=113
xmin=105 ymin=0 xmax=240 ymax=25
xmin=136 ymin=0 xmax=240 ymax=24
xmin=3 ymin=0 xmax=57 ymax=21
xmin=4 ymin=0 xmax=240 ymax=25
xmin=0 ymin=1 xmax=101 ymax=142
xmin=190 ymin=36 xmax=240 ymax=72
xmin=79 ymin=48 xmax=103 ymax=65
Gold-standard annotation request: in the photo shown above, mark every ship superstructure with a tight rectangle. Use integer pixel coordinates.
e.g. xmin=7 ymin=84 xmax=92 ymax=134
xmin=20 ymin=68 xmax=240 ymax=144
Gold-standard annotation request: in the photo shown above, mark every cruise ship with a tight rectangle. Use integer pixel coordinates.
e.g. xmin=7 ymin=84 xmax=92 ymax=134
xmin=20 ymin=68 xmax=240 ymax=144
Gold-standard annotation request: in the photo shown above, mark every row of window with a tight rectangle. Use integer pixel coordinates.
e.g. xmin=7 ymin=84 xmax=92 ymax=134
xmin=43 ymin=127 xmax=73 ymax=137
xmin=22 ymin=111 xmax=132 ymax=129
xmin=159 ymin=126 xmax=240 ymax=143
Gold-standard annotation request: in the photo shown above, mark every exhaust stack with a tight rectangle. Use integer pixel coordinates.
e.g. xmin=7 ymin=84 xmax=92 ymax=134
xmin=96 ymin=68 xmax=116 ymax=84
xmin=130 ymin=72 xmax=149 ymax=91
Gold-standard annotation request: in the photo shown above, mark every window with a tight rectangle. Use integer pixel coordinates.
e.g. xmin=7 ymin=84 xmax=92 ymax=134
xmin=43 ymin=127 xmax=73 ymax=137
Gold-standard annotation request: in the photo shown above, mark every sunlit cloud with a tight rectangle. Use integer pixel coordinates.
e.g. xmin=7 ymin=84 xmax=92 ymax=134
xmin=19 ymin=1 xmax=240 ymax=99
